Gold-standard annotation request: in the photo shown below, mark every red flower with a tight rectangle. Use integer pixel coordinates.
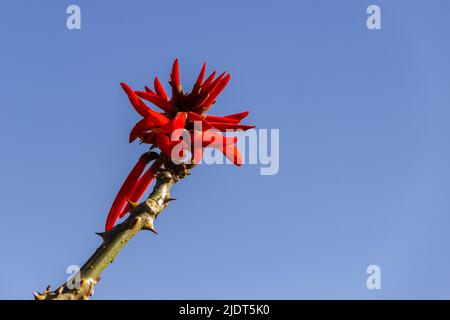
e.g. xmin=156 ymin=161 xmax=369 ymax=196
xmin=105 ymin=59 xmax=254 ymax=231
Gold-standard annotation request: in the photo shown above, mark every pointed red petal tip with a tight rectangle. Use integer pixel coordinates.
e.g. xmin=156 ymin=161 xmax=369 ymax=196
xmin=171 ymin=58 xmax=180 ymax=87
xmin=120 ymin=82 xmax=133 ymax=95
xmin=154 ymin=77 xmax=168 ymax=100
xmin=196 ymin=63 xmax=206 ymax=86
xmin=121 ymin=82 xmax=153 ymax=118
xmin=192 ymin=62 xmax=207 ymax=94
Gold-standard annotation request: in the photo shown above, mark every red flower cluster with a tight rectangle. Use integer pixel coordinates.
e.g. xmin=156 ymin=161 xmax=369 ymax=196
xmin=105 ymin=59 xmax=254 ymax=231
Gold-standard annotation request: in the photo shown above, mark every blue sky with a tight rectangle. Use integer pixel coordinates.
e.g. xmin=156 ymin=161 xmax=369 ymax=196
xmin=1 ymin=0 xmax=450 ymax=299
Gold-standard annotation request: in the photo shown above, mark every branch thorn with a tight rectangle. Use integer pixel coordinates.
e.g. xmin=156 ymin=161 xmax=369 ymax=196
xmin=33 ymin=291 xmax=45 ymax=300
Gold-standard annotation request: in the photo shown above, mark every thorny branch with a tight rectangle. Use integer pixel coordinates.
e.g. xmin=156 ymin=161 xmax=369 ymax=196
xmin=34 ymin=156 xmax=194 ymax=300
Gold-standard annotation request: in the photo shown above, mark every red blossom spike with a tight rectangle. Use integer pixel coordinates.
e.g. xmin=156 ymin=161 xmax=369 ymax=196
xmin=121 ymin=82 xmax=149 ymax=117
xmin=119 ymin=161 xmax=162 ymax=218
xmin=110 ymin=59 xmax=255 ymax=235
xmin=129 ymin=118 xmax=157 ymax=143
xmin=136 ymin=91 xmax=174 ymax=113
xmin=154 ymin=77 xmax=168 ymax=100
xmin=207 ymin=122 xmax=256 ymax=131
xmin=121 ymin=83 xmax=170 ymax=126
xmin=170 ymin=59 xmax=181 ymax=91
xmin=192 ymin=62 xmax=206 ymax=95
xmin=105 ymin=154 xmax=152 ymax=231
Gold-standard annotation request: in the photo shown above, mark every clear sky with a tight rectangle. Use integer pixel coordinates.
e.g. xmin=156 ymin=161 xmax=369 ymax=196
xmin=1 ymin=0 xmax=450 ymax=299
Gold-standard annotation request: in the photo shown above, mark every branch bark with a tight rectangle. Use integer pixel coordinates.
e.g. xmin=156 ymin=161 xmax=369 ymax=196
xmin=34 ymin=161 xmax=192 ymax=300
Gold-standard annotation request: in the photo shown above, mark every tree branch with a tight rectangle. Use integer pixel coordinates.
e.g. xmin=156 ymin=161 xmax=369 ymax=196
xmin=34 ymin=160 xmax=193 ymax=300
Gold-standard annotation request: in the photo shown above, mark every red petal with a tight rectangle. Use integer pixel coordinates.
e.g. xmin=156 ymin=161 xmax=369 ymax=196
xmin=154 ymin=77 xmax=168 ymax=100
xmin=192 ymin=62 xmax=206 ymax=94
xmin=105 ymin=155 xmax=150 ymax=231
xmin=171 ymin=59 xmax=181 ymax=89
xmin=136 ymin=91 xmax=174 ymax=113
xmin=121 ymin=83 xmax=170 ymax=126
xmin=119 ymin=160 xmax=162 ymax=218
xmin=121 ymin=82 xmax=150 ymax=117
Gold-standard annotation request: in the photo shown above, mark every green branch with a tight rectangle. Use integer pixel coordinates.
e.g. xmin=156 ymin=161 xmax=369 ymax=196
xmin=34 ymin=160 xmax=193 ymax=300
